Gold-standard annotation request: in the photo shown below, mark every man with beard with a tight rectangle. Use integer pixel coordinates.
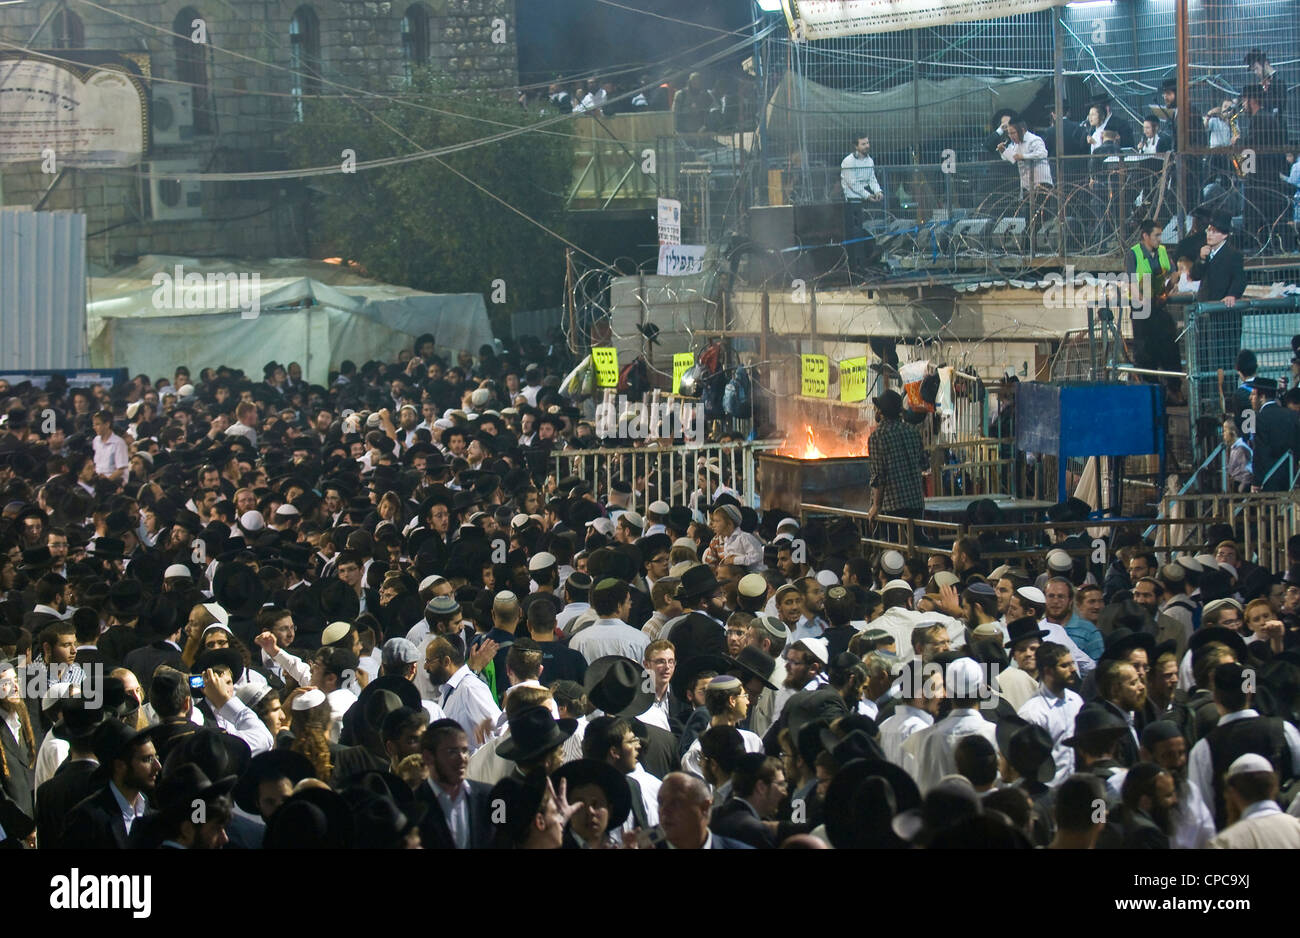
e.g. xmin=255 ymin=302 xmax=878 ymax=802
xmin=1099 ymin=763 xmax=1176 ymax=848
xmin=1138 ymin=720 xmax=1216 ymax=848
xmin=62 ymin=721 xmax=162 ymax=848
xmin=0 ymin=661 xmax=37 ymax=828
xmin=792 ymin=576 xmax=827 ymax=642
xmin=1045 ymin=578 xmax=1103 ymax=663
xmin=1017 ymin=642 xmax=1083 ymax=785
xmin=1081 ymin=659 xmax=1147 ymax=767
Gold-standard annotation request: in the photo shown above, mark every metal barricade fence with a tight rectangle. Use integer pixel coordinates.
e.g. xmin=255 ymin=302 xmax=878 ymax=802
xmin=1183 ymin=297 xmax=1300 ymax=466
xmin=553 ymin=440 xmax=782 ymax=514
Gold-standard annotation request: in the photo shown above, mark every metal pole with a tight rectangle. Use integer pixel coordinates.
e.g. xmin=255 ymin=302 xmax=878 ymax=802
xmin=1175 ymin=0 xmax=1190 ymax=239
xmin=1053 ymin=8 xmax=1066 ymax=261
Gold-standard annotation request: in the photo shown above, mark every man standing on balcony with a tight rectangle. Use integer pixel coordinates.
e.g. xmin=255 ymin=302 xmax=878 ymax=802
xmin=1246 ymin=377 xmax=1300 ymax=492
xmin=866 ymin=390 xmax=926 ymax=543
xmin=842 ymin=134 xmax=884 ymax=274
xmin=997 ymin=121 xmax=1053 ymax=197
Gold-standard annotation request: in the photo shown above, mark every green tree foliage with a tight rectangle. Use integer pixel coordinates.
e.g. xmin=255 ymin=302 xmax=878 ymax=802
xmin=287 ymin=71 xmax=572 ymax=334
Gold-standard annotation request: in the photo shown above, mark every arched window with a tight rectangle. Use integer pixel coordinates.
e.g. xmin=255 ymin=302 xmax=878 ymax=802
xmin=53 ymin=10 xmax=85 ymax=49
xmin=290 ymin=6 xmax=322 ymax=123
xmin=174 ymin=7 xmax=212 ymax=134
xmin=401 ymin=3 xmax=431 ymax=82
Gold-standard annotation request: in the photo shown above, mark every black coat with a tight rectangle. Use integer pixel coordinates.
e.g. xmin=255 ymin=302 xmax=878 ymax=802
xmin=1252 ymin=401 xmax=1300 ymax=491
xmin=413 ymin=778 xmax=495 ymax=849
xmin=711 ymin=797 xmax=776 ymax=848
xmin=97 ymin=624 xmax=146 ymax=670
xmin=0 ymin=717 xmax=35 ymax=822
xmin=122 ymin=640 xmax=185 ymax=686
xmin=1195 ymin=243 xmax=1247 ymax=302
xmin=36 ymin=758 xmax=101 ymax=848
xmin=63 ymin=783 xmax=150 ymax=850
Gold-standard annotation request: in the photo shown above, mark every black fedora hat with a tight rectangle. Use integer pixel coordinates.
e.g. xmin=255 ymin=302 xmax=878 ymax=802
xmin=727 ymin=645 xmax=777 ymax=691
xmin=89 ymin=720 xmax=162 ymax=780
xmin=172 ymin=508 xmax=203 ymax=535
xmin=552 ymin=758 xmax=632 ymax=829
xmin=669 ymin=653 xmax=732 ymax=703
xmin=52 ymin=697 xmax=105 ymax=744
xmin=192 ymin=647 xmax=245 ymax=681
xmin=676 ymin=564 xmax=721 ymax=603
xmin=233 ymin=749 xmax=318 ymax=816
xmin=163 ymin=726 xmax=251 ymax=782
xmin=91 ymin=537 xmax=126 ymax=562
xmin=1187 ymin=624 xmax=1248 ymax=663
xmin=1100 ymin=627 xmax=1164 ymax=661
xmin=105 ymin=578 xmax=144 ymax=618
xmin=996 ymin=715 xmax=1055 ymax=783
xmin=213 ymin=562 xmax=266 ymax=617
xmin=154 ymin=763 xmax=237 ymax=820
xmin=584 ymin=656 xmax=655 ymax=719
xmin=1004 ymin=616 xmax=1051 ymax=649
xmin=349 ymin=791 xmax=428 ymax=849
xmin=18 ymin=546 xmax=51 ymax=572
xmin=872 ymin=389 xmax=903 ymax=419
xmin=824 ymin=757 xmax=921 ymax=849
xmin=497 ymin=705 xmax=577 ymax=763
xmin=263 ymin=786 xmax=355 ymax=849
xmin=1063 ymin=705 xmax=1130 ymax=748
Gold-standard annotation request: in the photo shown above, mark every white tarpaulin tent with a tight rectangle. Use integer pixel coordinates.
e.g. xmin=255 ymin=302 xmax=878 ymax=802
xmin=87 ymin=256 xmax=495 ymax=385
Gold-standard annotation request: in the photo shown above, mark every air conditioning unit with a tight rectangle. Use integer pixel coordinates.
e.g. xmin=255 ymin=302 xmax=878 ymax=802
xmin=149 ymin=160 xmax=204 ymax=221
xmin=151 ymin=86 xmax=194 ymax=146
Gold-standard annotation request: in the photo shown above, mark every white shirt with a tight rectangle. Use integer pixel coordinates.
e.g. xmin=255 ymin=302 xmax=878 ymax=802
xmin=439 ymin=664 xmax=502 ymax=753
xmin=903 ymin=707 xmax=999 ymax=793
xmin=224 ymin=421 xmax=258 ymax=446
xmin=34 ymin=727 xmax=71 ymax=790
xmin=430 ymin=778 xmax=471 ymax=848
xmin=628 ymin=764 xmax=661 ymax=829
xmin=109 ymin=781 xmax=147 ymax=835
xmin=840 ymin=151 xmax=882 ymax=201
xmin=681 ymin=727 xmax=764 ymax=779
xmin=568 ymin=617 xmax=649 ymax=665
xmin=1188 ymin=709 xmax=1300 ymax=820
xmin=878 ymin=704 xmax=934 ymax=768
xmin=92 ymin=433 xmax=129 ymax=477
xmin=212 ymin=696 xmax=274 ymax=754
xmin=1016 ymin=683 xmax=1084 ymax=785
xmin=556 ymin=602 xmax=591 ymax=636
xmin=1001 ymin=131 xmax=1053 ymax=190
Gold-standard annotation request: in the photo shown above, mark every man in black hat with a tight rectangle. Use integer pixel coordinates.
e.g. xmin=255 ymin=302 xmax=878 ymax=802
xmin=34 ymin=698 xmax=104 ymax=848
xmin=1080 ymin=657 xmax=1148 ymax=767
xmin=61 ymin=721 xmax=162 ymax=849
xmin=663 ymin=565 xmax=728 ymax=665
xmin=1246 ymin=376 xmax=1299 ymax=491
xmin=147 ymin=764 xmax=237 ymax=849
xmin=865 ymin=390 xmax=925 ymax=537
xmin=1066 ymin=704 xmax=1135 ymax=795
xmin=1238 ymin=83 xmax=1289 ymax=250
xmin=1192 ymin=210 xmax=1247 ymax=410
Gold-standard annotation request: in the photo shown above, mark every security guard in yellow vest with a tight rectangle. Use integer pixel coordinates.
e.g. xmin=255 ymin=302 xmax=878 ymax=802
xmin=1124 ymin=220 xmax=1181 ymax=388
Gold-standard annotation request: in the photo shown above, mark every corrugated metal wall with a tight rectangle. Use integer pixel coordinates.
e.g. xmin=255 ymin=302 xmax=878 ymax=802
xmin=0 ymin=209 xmax=90 ymax=370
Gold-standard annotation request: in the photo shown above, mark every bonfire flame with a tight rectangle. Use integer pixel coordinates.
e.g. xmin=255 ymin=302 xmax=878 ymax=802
xmin=802 ymin=425 xmax=825 ymax=460
xmin=778 ymin=424 xmax=869 ymax=459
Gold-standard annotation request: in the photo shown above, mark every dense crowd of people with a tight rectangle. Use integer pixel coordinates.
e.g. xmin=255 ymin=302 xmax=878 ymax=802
xmin=0 ymin=332 xmax=1298 ymax=850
